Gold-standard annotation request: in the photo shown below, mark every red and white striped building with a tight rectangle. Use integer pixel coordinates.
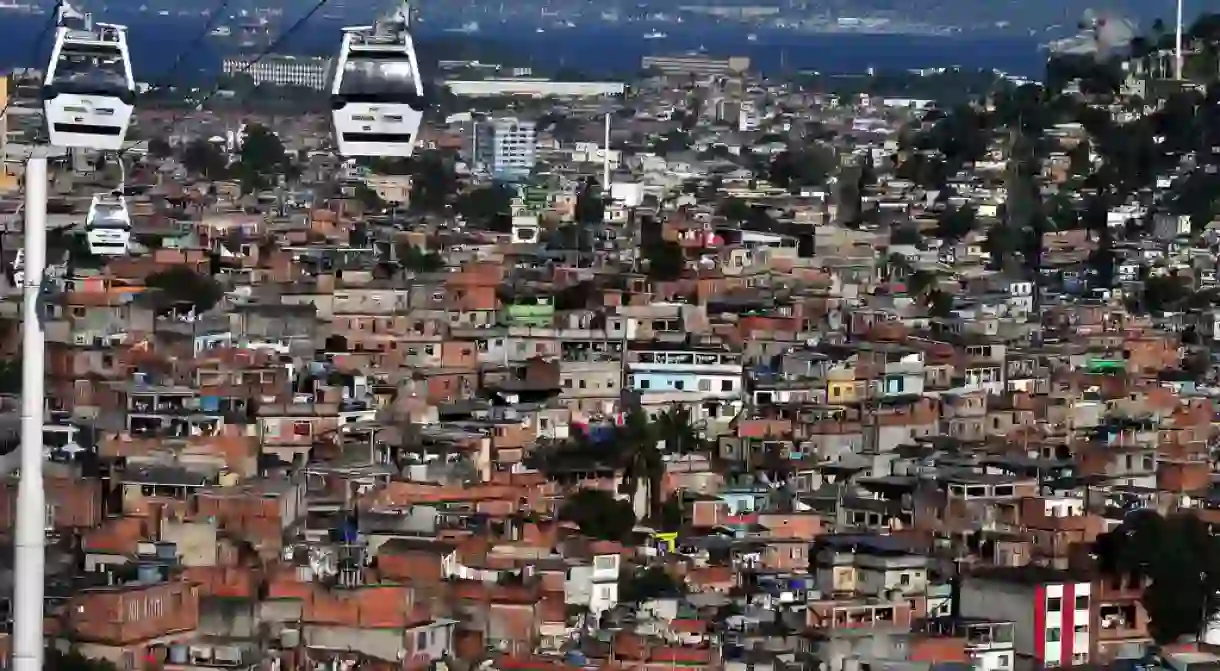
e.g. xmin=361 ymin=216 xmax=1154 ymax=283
xmin=959 ymin=567 xmax=1093 ymax=669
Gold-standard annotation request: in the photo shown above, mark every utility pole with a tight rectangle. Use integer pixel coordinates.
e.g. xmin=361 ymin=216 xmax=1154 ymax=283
xmin=1176 ymin=0 xmax=1185 ymax=81
xmin=13 ymin=152 xmax=47 ymax=671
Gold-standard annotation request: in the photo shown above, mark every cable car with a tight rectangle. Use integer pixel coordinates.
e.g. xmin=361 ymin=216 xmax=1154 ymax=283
xmin=84 ymin=191 xmax=131 ymax=256
xmin=330 ymin=3 xmax=426 ymax=158
xmin=42 ymin=3 xmax=136 ymax=151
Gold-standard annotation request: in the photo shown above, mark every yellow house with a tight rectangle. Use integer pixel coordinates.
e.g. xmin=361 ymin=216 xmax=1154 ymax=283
xmin=826 ymin=366 xmax=861 ymax=404
xmin=0 ymin=77 xmax=18 ymax=193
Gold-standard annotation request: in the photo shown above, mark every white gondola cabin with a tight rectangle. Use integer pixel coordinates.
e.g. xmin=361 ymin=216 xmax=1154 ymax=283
xmin=330 ymin=4 xmax=426 ymax=158
xmin=42 ymin=5 xmax=136 ymax=151
xmin=84 ymin=192 xmax=131 ymax=256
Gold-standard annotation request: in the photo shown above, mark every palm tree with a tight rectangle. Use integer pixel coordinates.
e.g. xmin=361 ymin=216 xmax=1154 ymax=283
xmin=654 ymin=404 xmax=702 ymax=455
xmin=617 ymin=406 xmax=665 ymax=523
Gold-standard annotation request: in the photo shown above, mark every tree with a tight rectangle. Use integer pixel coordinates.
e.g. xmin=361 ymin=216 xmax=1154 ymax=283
xmin=718 ymin=197 xmax=752 ymax=223
xmin=982 ymin=222 xmax=1020 ymax=271
xmin=616 ymin=406 xmax=665 ymax=522
xmin=575 ymin=177 xmax=605 ymax=225
xmin=890 ymin=226 xmax=921 ymax=245
xmin=181 ymin=139 xmax=227 ymax=178
xmin=46 ymin=648 xmax=119 ymax=671
xmin=769 ymin=146 xmax=836 ymax=190
xmin=558 ymin=488 xmax=636 ymax=542
xmin=1142 ymin=273 xmax=1191 ymax=313
xmin=399 ymin=245 xmax=444 ymax=273
xmin=145 ymin=266 xmax=223 ymax=313
xmin=654 ymin=405 xmax=702 ymax=455
xmin=642 ymin=240 xmax=685 ymax=281
xmin=455 ymin=184 xmax=513 ymax=229
xmin=935 ymin=204 xmax=978 ymax=241
xmin=232 ymin=124 xmax=287 ymax=194
xmin=410 ymin=151 xmax=458 ymax=213
xmin=354 ymin=183 xmax=385 ymax=211
xmin=926 ymin=289 xmax=954 ymax=318
xmin=906 ymin=269 xmax=938 ymax=298
xmin=651 ymin=130 xmax=691 ymax=155
xmin=147 ymin=137 xmax=173 ymax=159
xmin=619 ymin=566 xmax=685 ymax=603
xmin=0 ymin=358 xmax=19 ymax=394
xmin=1095 ymin=510 xmax=1220 ymax=644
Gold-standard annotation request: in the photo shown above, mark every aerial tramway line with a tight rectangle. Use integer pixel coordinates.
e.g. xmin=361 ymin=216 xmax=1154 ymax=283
xmin=10 ymin=5 xmax=427 ymax=669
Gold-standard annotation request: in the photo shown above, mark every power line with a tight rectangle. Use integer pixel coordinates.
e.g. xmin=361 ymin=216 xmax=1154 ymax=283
xmin=145 ymin=0 xmax=236 ymax=93
xmin=120 ymin=0 xmax=333 ymax=157
xmin=0 ymin=0 xmax=62 ymax=124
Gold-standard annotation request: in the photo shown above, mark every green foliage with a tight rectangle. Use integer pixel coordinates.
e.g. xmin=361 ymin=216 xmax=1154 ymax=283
xmin=147 ymin=137 xmax=173 ymax=159
xmin=46 ymin=648 xmax=119 ymax=671
xmin=145 ymin=266 xmax=223 ymax=313
xmin=1095 ymin=511 xmax=1220 ymax=644
xmin=575 ymin=177 xmax=605 ymax=225
xmin=934 ymin=204 xmax=978 ymax=241
xmin=619 ymin=565 xmax=685 ymax=603
xmin=558 ymin=488 xmax=636 ymax=542
xmin=354 ymin=183 xmax=385 ymax=211
xmin=718 ymin=197 xmax=753 ymax=223
xmin=181 ymin=139 xmax=227 ymax=178
xmin=455 ymin=184 xmax=513 ymax=229
xmin=906 ymin=269 xmax=938 ymax=297
xmin=981 ymin=222 xmax=1020 ymax=271
xmin=926 ymin=289 xmax=954 ymax=317
xmin=643 ymin=240 xmax=685 ymax=281
xmin=653 ymin=405 xmax=702 ymax=454
xmin=657 ymin=497 xmax=685 ymax=532
xmin=650 ymin=130 xmax=691 ymax=155
xmin=409 ymin=151 xmax=458 ymax=213
xmin=399 ymin=245 xmax=444 ymax=273
xmin=890 ymin=226 xmax=922 ymax=245
xmin=1141 ymin=273 xmax=1192 ymax=313
xmin=768 ymin=146 xmax=836 ymax=190
xmin=0 ymin=359 xmax=20 ymax=394
xmin=232 ymin=124 xmax=288 ymax=194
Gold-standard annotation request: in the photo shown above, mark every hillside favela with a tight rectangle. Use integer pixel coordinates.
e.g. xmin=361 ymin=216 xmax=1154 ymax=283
xmin=4 ymin=4 xmax=1220 ymax=671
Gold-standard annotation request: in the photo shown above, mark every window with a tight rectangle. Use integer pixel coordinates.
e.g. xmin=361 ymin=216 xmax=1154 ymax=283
xmin=639 ymin=379 xmax=650 ymax=389
xmin=1075 ymin=594 xmax=1089 ymax=611
xmin=1074 ymin=624 xmax=1088 ymax=635
xmin=673 ymin=380 xmax=684 ymax=390
xmin=1046 ymin=596 xmax=1062 ymax=612
xmin=900 ymin=573 xmax=910 ymax=586
xmin=698 ymin=379 xmax=711 ymax=391
xmin=996 ymin=655 xmax=1009 ymax=668
xmin=1046 ymin=627 xmax=1061 ymax=643
xmin=721 ymin=380 xmax=734 ymax=392
xmin=417 ymin=631 xmax=427 ymax=650
xmin=1073 ymin=653 xmax=1089 ymax=664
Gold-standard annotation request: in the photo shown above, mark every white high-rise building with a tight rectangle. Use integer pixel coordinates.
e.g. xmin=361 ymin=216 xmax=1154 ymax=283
xmin=474 ymin=117 xmax=536 ymax=181
xmin=222 ymin=54 xmax=333 ymax=90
